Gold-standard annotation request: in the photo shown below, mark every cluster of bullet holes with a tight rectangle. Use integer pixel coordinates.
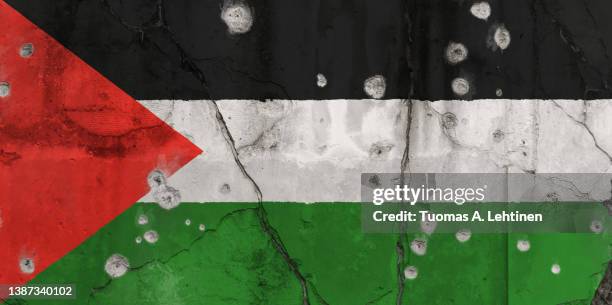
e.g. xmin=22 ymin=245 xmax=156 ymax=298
xmin=405 ymin=219 xmax=577 ymax=280
xmin=445 ymin=2 xmax=510 ymax=98
xmin=408 ymin=209 xmax=599 ymax=280
xmin=2 ymin=43 xmax=34 ymax=100
xmin=147 ymin=170 xmax=181 ymax=210
xmin=314 ymin=73 xmax=388 ymax=99
xmin=134 ymin=214 xmax=160 ymax=245
xmin=219 ymin=0 xmax=392 ymax=99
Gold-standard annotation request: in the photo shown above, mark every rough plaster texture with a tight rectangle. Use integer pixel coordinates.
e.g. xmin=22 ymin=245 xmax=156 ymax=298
xmin=139 ymin=99 xmax=612 ymax=203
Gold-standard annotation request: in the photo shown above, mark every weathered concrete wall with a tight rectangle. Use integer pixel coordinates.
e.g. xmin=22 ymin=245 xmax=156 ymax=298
xmin=139 ymin=99 xmax=612 ymax=203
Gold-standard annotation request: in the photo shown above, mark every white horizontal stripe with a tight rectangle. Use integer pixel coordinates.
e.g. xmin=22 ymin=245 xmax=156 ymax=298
xmin=138 ymin=99 xmax=612 ymax=202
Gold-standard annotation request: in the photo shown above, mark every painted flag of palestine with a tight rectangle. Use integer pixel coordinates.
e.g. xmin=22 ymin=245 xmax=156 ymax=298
xmin=1 ymin=0 xmax=611 ymax=304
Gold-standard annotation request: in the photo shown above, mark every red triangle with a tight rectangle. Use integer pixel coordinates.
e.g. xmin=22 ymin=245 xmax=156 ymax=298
xmin=0 ymin=1 xmax=202 ymax=285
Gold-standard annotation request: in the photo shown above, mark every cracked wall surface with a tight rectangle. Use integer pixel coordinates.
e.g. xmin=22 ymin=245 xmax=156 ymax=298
xmin=140 ymin=99 xmax=612 ymax=203
xmin=2 ymin=0 xmax=612 ymax=304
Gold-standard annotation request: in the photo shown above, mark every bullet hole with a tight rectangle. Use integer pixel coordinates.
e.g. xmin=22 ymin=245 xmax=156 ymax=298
xmin=199 ymin=224 xmax=206 ymax=231
xmin=456 ymin=229 xmax=472 ymax=243
xmin=421 ymin=219 xmax=437 ymax=235
xmin=451 ymin=77 xmax=470 ymax=96
xmin=316 ymin=73 xmax=327 ymax=88
xmin=185 ymin=219 xmax=191 ymax=226
xmin=470 ymin=2 xmax=491 ymax=21
xmin=105 ymin=254 xmax=129 ymax=278
xmin=137 ymin=214 xmax=148 ymax=225
xmin=19 ymin=43 xmax=34 ymax=58
xmin=591 ymin=220 xmax=603 ymax=234
xmin=135 ymin=236 xmax=142 ymax=244
xmin=517 ymin=239 xmax=530 ymax=252
xmin=221 ymin=1 xmax=254 ymax=34
xmin=492 ymin=129 xmax=505 ymax=142
xmin=445 ymin=42 xmax=468 ymax=65
xmin=551 ymin=263 xmax=561 ymax=275
xmin=404 ymin=266 xmax=418 ymax=280
xmin=219 ymin=183 xmax=231 ymax=194
xmin=546 ymin=192 xmax=559 ymax=202
xmin=441 ymin=112 xmax=458 ymax=130
xmin=363 ymin=75 xmax=386 ymax=99
xmin=496 ymin=88 xmax=503 ymax=97
xmin=147 ymin=170 xmax=167 ymax=189
xmin=495 ymin=25 xmax=511 ymax=50
xmin=143 ymin=230 xmax=159 ymax=244
xmin=0 ymin=82 xmax=10 ymax=98
xmin=488 ymin=24 xmax=511 ymax=51
xmin=522 ymin=151 xmax=527 ymax=157
xmin=368 ymin=174 xmax=381 ymax=188
xmin=19 ymin=257 xmax=35 ymax=274
xmin=410 ymin=238 xmax=427 ymax=256
xmin=369 ymin=142 xmax=394 ymax=158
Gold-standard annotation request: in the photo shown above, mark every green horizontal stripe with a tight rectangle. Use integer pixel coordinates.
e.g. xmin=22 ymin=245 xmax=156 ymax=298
xmin=5 ymin=203 xmax=610 ymax=305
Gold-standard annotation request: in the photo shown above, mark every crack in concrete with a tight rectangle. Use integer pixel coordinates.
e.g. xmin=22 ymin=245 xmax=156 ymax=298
xmin=544 ymin=176 xmax=595 ymax=201
xmin=364 ymin=289 xmax=393 ymax=305
xmin=396 ymin=99 xmax=413 ymax=305
xmin=394 ymin=240 xmax=406 ymax=305
xmin=397 ymin=6 xmax=416 ymax=301
xmin=538 ymin=0 xmax=611 ymax=96
xmin=235 ymin=114 xmax=284 ymax=154
xmin=592 ymin=261 xmax=612 ymax=305
xmin=550 ymin=101 xmax=612 ymax=163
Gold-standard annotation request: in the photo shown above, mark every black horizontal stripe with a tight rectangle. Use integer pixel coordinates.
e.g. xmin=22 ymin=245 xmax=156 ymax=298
xmin=6 ymin=0 xmax=612 ymax=100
